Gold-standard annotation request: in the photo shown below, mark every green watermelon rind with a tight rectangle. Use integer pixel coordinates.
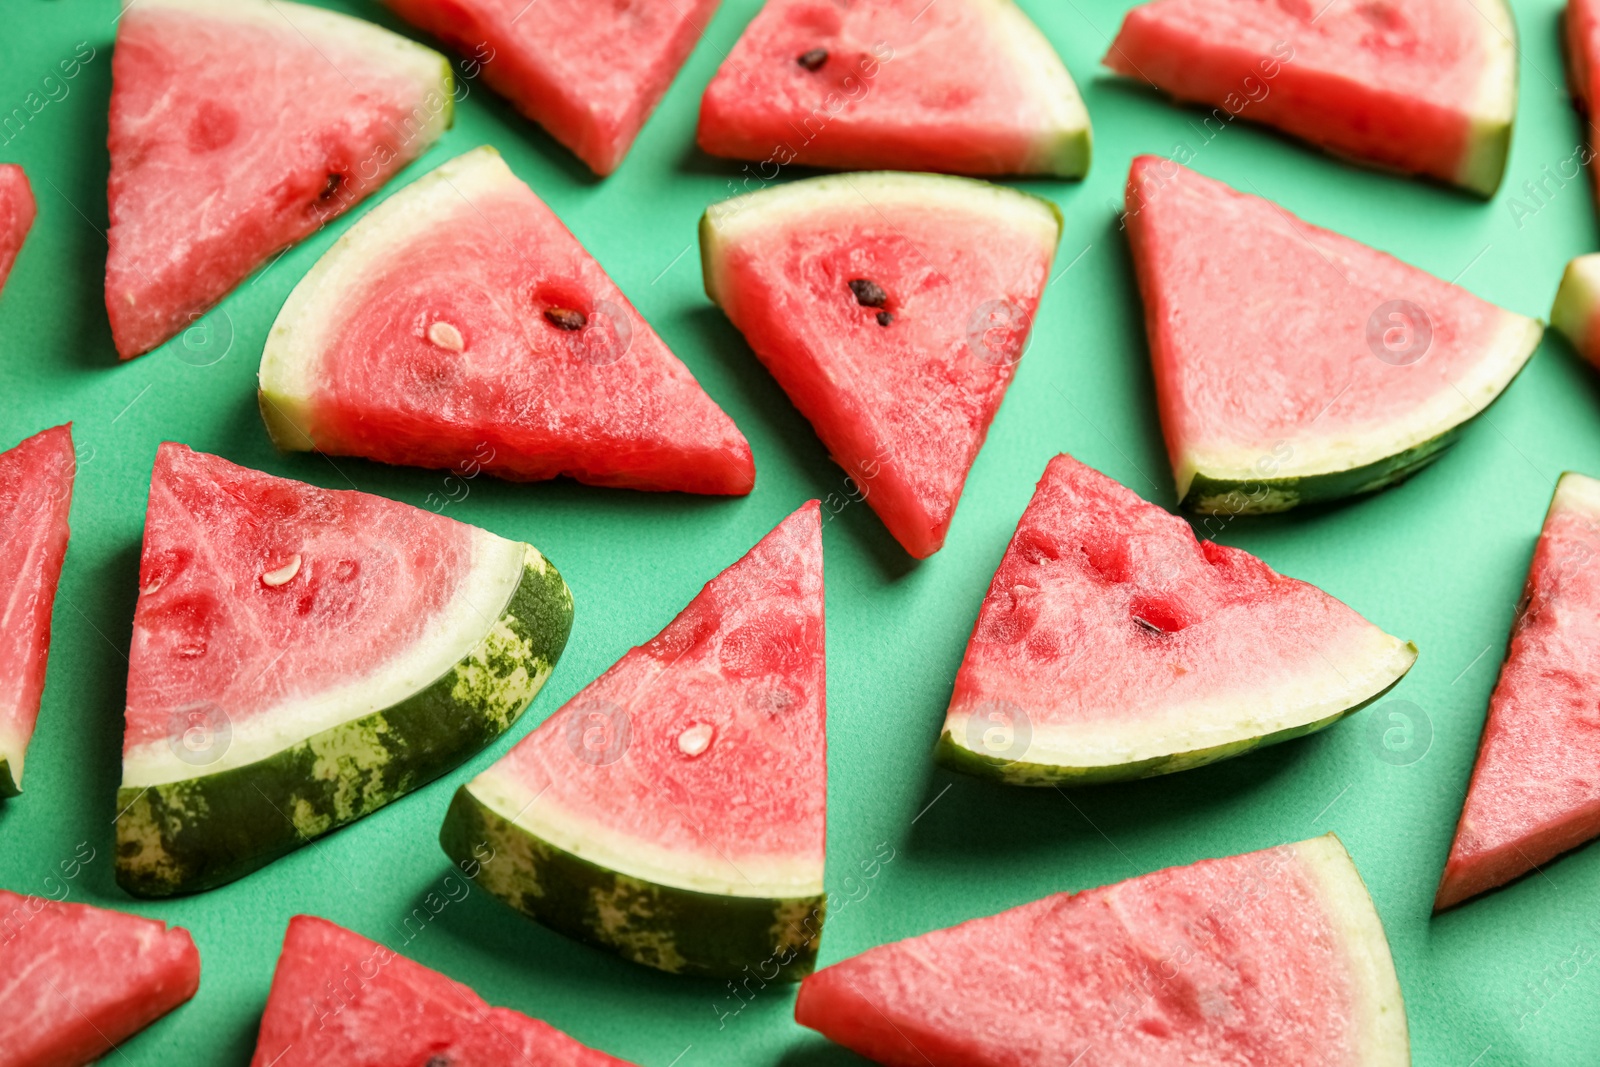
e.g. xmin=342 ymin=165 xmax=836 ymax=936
xmin=938 ymin=640 xmax=1417 ymax=787
xmin=440 ymin=781 xmax=826 ymax=982
xmin=0 ymin=756 xmax=15 ymax=798
xmin=1551 ymin=254 xmax=1600 ymax=359
xmin=114 ymin=547 xmax=573 ymax=898
xmin=1175 ymin=311 xmax=1542 ymax=515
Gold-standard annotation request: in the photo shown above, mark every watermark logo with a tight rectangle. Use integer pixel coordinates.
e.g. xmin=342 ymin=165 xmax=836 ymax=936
xmin=964 ymin=699 xmax=1031 ymax=762
xmin=1366 ymin=300 xmax=1431 ymax=366
xmin=565 ymin=700 xmax=629 ymax=766
xmin=966 ymin=299 xmax=1032 ymax=366
xmin=576 ymin=299 xmax=632 ymax=366
xmin=174 ymin=308 xmax=233 ymax=367
xmin=166 ymin=701 xmax=232 ymax=767
xmin=1365 ymin=699 xmax=1432 ymax=766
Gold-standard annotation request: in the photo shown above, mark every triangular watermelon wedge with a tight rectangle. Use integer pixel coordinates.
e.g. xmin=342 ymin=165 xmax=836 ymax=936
xmin=106 ymin=0 xmax=454 ymax=360
xmin=795 ymin=834 xmax=1409 ymax=1066
xmin=383 ymin=0 xmax=719 ymax=176
xmin=1126 ymin=156 xmax=1541 ymax=514
xmin=0 ymin=163 xmax=35 ymax=295
xmin=251 ymin=915 xmax=633 ymax=1065
xmin=702 ymin=173 xmax=1060 ymax=556
xmin=0 ymin=424 xmax=75 ymax=797
xmin=1552 ymin=253 xmax=1600 ymax=366
xmin=697 ymin=0 xmax=1091 ymax=178
xmin=441 ymin=502 xmax=827 ymax=979
xmin=115 ymin=444 xmax=574 ymax=897
xmin=1436 ymin=472 xmax=1600 ymax=911
xmin=260 ymin=146 xmax=754 ymax=495
xmin=0 ymin=889 xmax=200 ymax=1065
xmin=938 ymin=454 xmax=1416 ymax=784
xmin=1105 ymin=0 xmax=1516 ymax=196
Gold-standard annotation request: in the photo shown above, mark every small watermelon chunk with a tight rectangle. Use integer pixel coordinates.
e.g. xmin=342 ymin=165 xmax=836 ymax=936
xmin=702 ymin=173 xmax=1060 ymax=556
xmin=383 ymin=0 xmax=718 ymax=176
xmin=251 ymin=915 xmax=633 ymax=1065
xmin=0 ymin=163 xmax=35 ymax=295
xmin=796 ymin=834 xmax=1409 ymax=1066
xmin=697 ymin=0 xmax=1090 ymax=178
xmin=106 ymin=0 xmax=454 ymax=359
xmin=0 ymin=425 xmax=75 ymax=797
xmin=261 ymin=147 xmax=753 ymax=495
xmin=1105 ymin=0 xmax=1516 ymax=196
xmin=1551 ymin=254 xmax=1600 ymax=366
xmin=1127 ymin=156 xmax=1541 ymax=514
xmin=441 ymin=502 xmax=826 ymax=979
xmin=1436 ymin=473 xmax=1600 ymax=911
xmin=0 ymin=889 xmax=200 ymax=1066
xmin=115 ymin=444 xmax=574 ymax=897
xmin=938 ymin=454 xmax=1416 ymax=784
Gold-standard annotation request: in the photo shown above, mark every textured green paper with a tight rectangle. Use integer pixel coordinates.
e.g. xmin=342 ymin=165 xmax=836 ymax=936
xmin=0 ymin=1 xmax=1595 ymax=1063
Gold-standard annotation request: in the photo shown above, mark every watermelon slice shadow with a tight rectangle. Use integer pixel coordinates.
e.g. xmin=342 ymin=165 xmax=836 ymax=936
xmin=49 ymin=53 xmax=120 ymax=367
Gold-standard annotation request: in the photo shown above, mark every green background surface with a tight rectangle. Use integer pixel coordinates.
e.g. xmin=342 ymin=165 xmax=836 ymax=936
xmin=0 ymin=0 xmax=1596 ymax=1063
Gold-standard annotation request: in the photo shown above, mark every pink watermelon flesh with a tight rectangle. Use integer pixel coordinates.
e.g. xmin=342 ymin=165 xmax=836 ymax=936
xmin=940 ymin=454 xmax=1414 ymax=782
xmin=473 ymin=500 xmax=825 ymax=898
xmin=1106 ymin=0 xmax=1512 ymax=195
xmin=697 ymin=0 xmax=1090 ymax=177
xmin=1126 ymin=155 xmax=1539 ymax=510
xmin=1568 ymin=0 xmax=1600 ymax=204
xmin=0 ymin=163 xmax=35 ymax=294
xmin=0 ymin=889 xmax=200 ymax=1067
xmin=1436 ymin=473 xmax=1600 ymax=911
xmin=795 ymin=835 xmax=1408 ymax=1066
xmin=250 ymin=915 xmax=633 ymax=1066
xmin=702 ymin=173 xmax=1059 ymax=557
xmin=261 ymin=147 xmax=753 ymax=495
xmin=0 ymin=424 xmax=75 ymax=796
xmin=384 ymin=0 xmax=719 ymax=175
xmin=106 ymin=0 xmax=450 ymax=359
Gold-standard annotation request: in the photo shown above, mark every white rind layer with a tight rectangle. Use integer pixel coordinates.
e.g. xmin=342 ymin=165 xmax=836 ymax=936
xmin=977 ymin=0 xmax=1092 ymax=171
xmin=0 ymin=726 xmax=23 ymax=785
xmin=468 ymin=766 xmax=825 ymax=899
xmin=1458 ymin=0 xmax=1518 ymax=195
xmin=1550 ymin=254 xmax=1600 ymax=356
xmin=120 ymin=532 xmax=532 ymax=789
xmin=1553 ymin=469 xmax=1600 ymax=516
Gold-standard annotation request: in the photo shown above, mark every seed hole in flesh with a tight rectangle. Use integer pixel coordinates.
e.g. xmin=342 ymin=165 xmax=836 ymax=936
xmin=318 ymin=173 xmax=343 ymax=201
xmin=677 ymin=722 xmax=715 ymax=757
xmin=849 ymin=278 xmax=888 ymax=308
xmin=797 ymin=48 xmax=828 ymax=71
xmin=261 ymin=554 xmax=302 ymax=588
xmin=876 ymin=311 xmax=893 ymax=327
xmin=426 ymin=321 xmax=464 ymax=352
xmin=544 ymin=307 xmax=587 ymax=331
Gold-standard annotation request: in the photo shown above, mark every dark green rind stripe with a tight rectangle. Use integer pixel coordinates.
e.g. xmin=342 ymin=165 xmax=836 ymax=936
xmin=937 ymin=652 xmax=1414 ymax=787
xmin=441 ymin=785 xmax=826 ymax=982
xmin=0 ymin=757 xmax=16 ymax=799
xmin=115 ymin=552 xmax=573 ymax=898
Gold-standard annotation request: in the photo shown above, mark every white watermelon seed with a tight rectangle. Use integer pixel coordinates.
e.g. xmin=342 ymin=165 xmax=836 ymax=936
xmin=427 ymin=321 xmax=465 ymax=352
xmin=261 ymin=554 xmax=302 ymax=587
xmin=677 ymin=723 xmax=714 ymax=757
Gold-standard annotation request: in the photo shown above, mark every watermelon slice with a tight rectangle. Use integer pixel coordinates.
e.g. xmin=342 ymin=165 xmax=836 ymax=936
xmin=1435 ymin=473 xmax=1600 ymax=911
xmin=0 ymin=424 xmax=75 ymax=797
xmin=106 ymin=0 xmax=454 ymax=360
xmin=440 ymin=502 xmax=826 ymax=979
xmin=0 ymin=163 xmax=35 ymax=295
xmin=0 ymin=889 xmax=201 ymax=1066
xmin=260 ymin=146 xmax=754 ymax=496
xmin=697 ymin=0 xmax=1091 ymax=178
xmin=937 ymin=454 xmax=1417 ymax=785
xmin=251 ymin=915 xmax=633 ymax=1065
xmin=383 ymin=0 xmax=719 ymax=176
xmin=1569 ymin=0 xmax=1600 ymax=201
xmin=795 ymin=834 xmax=1409 ymax=1066
xmin=115 ymin=444 xmax=574 ymax=898
xmin=701 ymin=173 xmax=1060 ymax=557
xmin=1126 ymin=156 xmax=1541 ymax=514
xmin=1551 ymin=254 xmax=1600 ymax=367
xmin=1105 ymin=0 xmax=1517 ymax=196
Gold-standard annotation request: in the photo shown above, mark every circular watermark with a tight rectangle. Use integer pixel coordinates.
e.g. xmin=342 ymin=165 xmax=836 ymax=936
xmin=966 ymin=299 xmax=1032 ymax=367
xmin=1365 ymin=300 xmax=1431 ymax=367
xmin=1365 ymin=699 xmax=1432 ymax=766
xmin=175 ymin=308 xmax=234 ymax=367
xmin=576 ymin=300 xmax=632 ymax=367
xmin=564 ymin=700 xmax=630 ymax=766
xmin=963 ymin=699 xmax=1032 ymax=762
xmin=166 ymin=702 xmax=232 ymax=767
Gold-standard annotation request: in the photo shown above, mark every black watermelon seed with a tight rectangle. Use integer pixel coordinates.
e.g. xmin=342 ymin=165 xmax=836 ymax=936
xmin=848 ymin=278 xmax=888 ymax=308
xmin=318 ymin=172 xmax=343 ymax=201
xmin=797 ymin=48 xmax=828 ymax=71
xmin=876 ymin=311 xmax=893 ymax=327
xmin=544 ymin=307 xmax=587 ymax=331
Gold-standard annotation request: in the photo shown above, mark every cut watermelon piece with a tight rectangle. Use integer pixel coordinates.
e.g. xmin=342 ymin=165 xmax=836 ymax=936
xmin=1126 ymin=156 xmax=1541 ymax=514
xmin=697 ymin=0 xmax=1090 ymax=178
xmin=1551 ymin=254 xmax=1600 ymax=367
xmin=1105 ymin=0 xmax=1516 ymax=196
xmin=938 ymin=454 xmax=1416 ymax=785
xmin=702 ymin=173 xmax=1060 ymax=557
xmin=260 ymin=147 xmax=753 ymax=496
xmin=0 ymin=889 xmax=200 ymax=1066
xmin=796 ymin=834 xmax=1409 ymax=1066
xmin=441 ymin=502 xmax=826 ymax=979
xmin=1435 ymin=473 xmax=1600 ymax=911
xmin=0 ymin=424 xmax=75 ymax=797
xmin=251 ymin=915 xmax=633 ymax=1065
xmin=115 ymin=444 xmax=574 ymax=897
xmin=0 ymin=163 xmax=35 ymax=295
xmin=1566 ymin=0 xmax=1600 ymax=203
xmin=106 ymin=0 xmax=454 ymax=360
xmin=383 ymin=0 xmax=718 ymax=176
